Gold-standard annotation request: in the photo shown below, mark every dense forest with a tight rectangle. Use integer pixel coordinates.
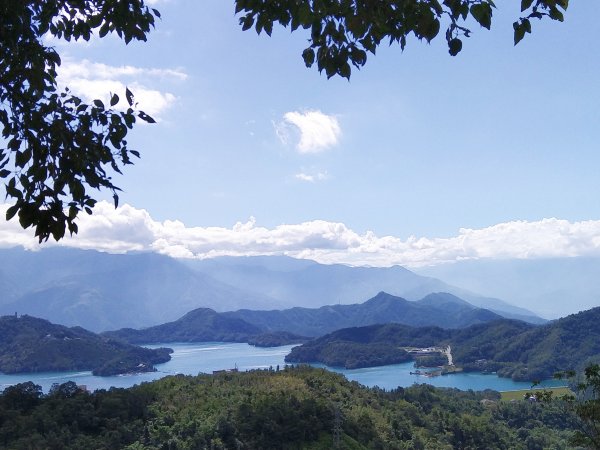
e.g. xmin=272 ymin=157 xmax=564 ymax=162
xmin=0 ymin=315 xmax=172 ymax=376
xmin=0 ymin=366 xmax=583 ymax=449
xmin=288 ymin=307 xmax=600 ymax=381
xmin=103 ymin=308 xmax=308 ymax=346
xmin=104 ymin=292 xmax=502 ymax=345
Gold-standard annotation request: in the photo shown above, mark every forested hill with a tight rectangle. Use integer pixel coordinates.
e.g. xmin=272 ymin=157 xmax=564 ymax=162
xmin=0 ymin=315 xmax=171 ymax=376
xmin=105 ymin=291 xmax=503 ymax=344
xmin=223 ymin=291 xmax=503 ymax=337
xmin=0 ymin=366 xmax=578 ymax=449
xmin=103 ymin=308 xmax=309 ymax=346
xmin=287 ymin=306 xmax=600 ymax=381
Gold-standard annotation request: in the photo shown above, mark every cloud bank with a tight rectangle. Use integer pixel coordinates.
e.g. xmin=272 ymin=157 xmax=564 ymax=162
xmin=57 ymin=59 xmax=187 ymax=118
xmin=2 ymin=203 xmax=600 ymax=268
xmin=276 ymin=110 xmax=341 ymax=153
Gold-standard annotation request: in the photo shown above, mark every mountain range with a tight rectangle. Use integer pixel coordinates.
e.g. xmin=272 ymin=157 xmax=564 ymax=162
xmin=223 ymin=292 xmax=504 ymax=337
xmin=0 ymin=247 xmax=542 ymax=331
xmin=104 ymin=291 xmax=505 ymax=343
xmin=417 ymin=256 xmax=600 ymax=318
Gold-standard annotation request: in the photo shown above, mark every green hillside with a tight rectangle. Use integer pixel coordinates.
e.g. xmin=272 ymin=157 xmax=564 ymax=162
xmin=288 ymin=307 xmax=600 ymax=381
xmin=0 ymin=366 xmax=578 ymax=449
xmin=0 ymin=315 xmax=171 ymax=376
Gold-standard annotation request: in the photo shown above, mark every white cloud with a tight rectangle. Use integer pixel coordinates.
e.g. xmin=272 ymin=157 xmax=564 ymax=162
xmin=295 ymin=171 xmax=329 ymax=183
xmin=57 ymin=59 xmax=186 ymax=118
xmin=2 ymin=203 xmax=600 ymax=268
xmin=276 ymin=110 xmax=341 ymax=153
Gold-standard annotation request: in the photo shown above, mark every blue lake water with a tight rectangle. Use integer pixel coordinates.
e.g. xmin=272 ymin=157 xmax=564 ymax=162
xmin=0 ymin=342 xmax=565 ymax=393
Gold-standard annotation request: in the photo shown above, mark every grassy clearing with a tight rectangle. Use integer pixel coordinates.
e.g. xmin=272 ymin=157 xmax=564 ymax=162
xmin=500 ymin=386 xmax=573 ymax=401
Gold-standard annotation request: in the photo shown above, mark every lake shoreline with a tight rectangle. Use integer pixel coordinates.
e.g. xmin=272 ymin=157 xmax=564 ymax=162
xmin=1 ymin=342 xmax=567 ymax=393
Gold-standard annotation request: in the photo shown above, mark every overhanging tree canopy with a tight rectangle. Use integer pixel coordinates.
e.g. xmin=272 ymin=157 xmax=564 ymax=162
xmin=1 ymin=0 xmax=570 ymax=241
xmin=235 ymin=0 xmax=569 ymax=78
xmin=0 ymin=1 xmax=159 ymax=241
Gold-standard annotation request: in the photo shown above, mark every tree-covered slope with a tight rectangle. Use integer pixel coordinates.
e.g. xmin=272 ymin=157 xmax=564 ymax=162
xmin=457 ymin=307 xmax=600 ymax=381
xmin=224 ymin=291 xmax=504 ymax=337
xmin=104 ymin=308 xmax=264 ymax=344
xmin=288 ymin=307 xmax=600 ymax=381
xmin=105 ymin=291 xmax=502 ymax=345
xmin=0 ymin=315 xmax=171 ymax=376
xmin=104 ymin=308 xmax=310 ymax=346
xmin=0 ymin=366 xmax=578 ymax=449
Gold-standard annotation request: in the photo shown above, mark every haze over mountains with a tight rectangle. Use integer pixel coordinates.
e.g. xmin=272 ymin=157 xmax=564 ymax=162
xmin=105 ymin=292 xmax=504 ymax=343
xmin=417 ymin=257 xmax=600 ymax=318
xmin=0 ymin=247 xmax=542 ymax=331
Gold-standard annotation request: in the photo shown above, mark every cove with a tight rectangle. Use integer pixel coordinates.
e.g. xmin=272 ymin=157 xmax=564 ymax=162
xmin=0 ymin=342 xmax=565 ymax=393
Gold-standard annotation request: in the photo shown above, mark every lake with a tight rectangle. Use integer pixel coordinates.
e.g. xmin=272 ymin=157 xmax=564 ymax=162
xmin=0 ymin=342 xmax=565 ymax=393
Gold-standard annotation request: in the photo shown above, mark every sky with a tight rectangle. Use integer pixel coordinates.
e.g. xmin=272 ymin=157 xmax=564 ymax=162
xmin=1 ymin=0 xmax=600 ymax=267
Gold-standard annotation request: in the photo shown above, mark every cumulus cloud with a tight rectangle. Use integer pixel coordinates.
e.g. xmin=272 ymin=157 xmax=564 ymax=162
xmin=2 ymin=203 xmax=600 ymax=268
xmin=57 ymin=59 xmax=186 ymax=118
xmin=295 ymin=171 xmax=329 ymax=183
xmin=276 ymin=110 xmax=341 ymax=153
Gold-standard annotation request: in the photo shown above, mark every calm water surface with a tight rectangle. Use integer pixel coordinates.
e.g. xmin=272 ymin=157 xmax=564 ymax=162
xmin=0 ymin=342 xmax=565 ymax=393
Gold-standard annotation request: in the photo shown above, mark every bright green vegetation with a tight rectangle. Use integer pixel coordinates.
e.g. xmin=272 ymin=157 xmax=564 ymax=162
xmin=0 ymin=366 xmax=581 ymax=449
xmin=415 ymin=354 xmax=448 ymax=368
xmin=288 ymin=306 xmax=600 ymax=382
xmin=287 ymin=323 xmax=450 ymax=369
xmin=500 ymin=387 xmax=573 ymax=402
xmin=0 ymin=315 xmax=171 ymax=376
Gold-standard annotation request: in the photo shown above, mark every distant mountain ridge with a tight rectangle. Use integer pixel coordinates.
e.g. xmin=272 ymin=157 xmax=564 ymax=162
xmin=417 ymin=257 xmax=600 ymax=318
xmin=186 ymin=256 xmax=542 ymax=322
xmin=0 ymin=248 xmax=281 ymax=331
xmin=0 ymin=247 xmax=543 ymax=331
xmin=105 ymin=291 xmax=505 ymax=343
xmin=224 ymin=292 xmax=503 ymax=337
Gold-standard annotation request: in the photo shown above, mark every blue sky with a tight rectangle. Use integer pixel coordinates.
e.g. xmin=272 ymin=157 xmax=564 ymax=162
xmin=2 ymin=0 xmax=600 ymax=267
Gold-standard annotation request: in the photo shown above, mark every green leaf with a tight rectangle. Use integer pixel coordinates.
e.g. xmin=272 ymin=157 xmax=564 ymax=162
xmin=110 ymin=93 xmax=120 ymax=107
xmin=470 ymin=3 xmax=492 ymax=30
xmin=549 ymin=8 xmax=564 ymax=22
xmin=126 ymin=88 xmax=134 ymax=106
xmin=302 ymin=48 xmax=315 ymax=67
xmin=448 ymin=38 xmax=462 ymax=56
xmin=513 ymin=23 xmax=526 ymax=45
xmin=521 ymin=0 xmax=534 ymax=12
xmin=6 ymin=205 xmax=19 ymax=221
xmin=138 ymin=111 xmax=156 ymax=123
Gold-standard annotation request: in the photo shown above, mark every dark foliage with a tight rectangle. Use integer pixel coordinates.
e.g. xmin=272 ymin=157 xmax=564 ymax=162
xmin=235 ymin=0 xmax=569 ymax=78
xmin=289 ymin=307 xmax=600 ymax=382
xmin=1 ymin=1 xmax=159 ymax=241
xmin=0 ymin=315 xmax=171 ymax=375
